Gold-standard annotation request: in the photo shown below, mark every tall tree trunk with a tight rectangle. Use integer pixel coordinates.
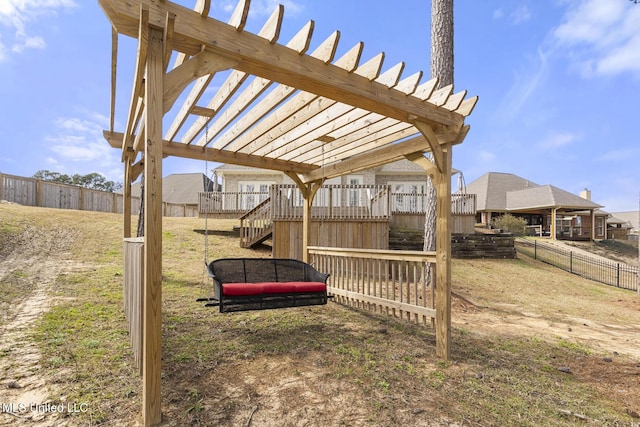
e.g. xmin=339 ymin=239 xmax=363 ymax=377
xmin=430 ymin=0 xmax=454 ymax=87
xmin=425 ymin=0 xmax=454 ymax=266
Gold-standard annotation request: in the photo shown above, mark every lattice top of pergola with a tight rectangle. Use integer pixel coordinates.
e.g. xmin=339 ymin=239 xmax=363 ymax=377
xmin=100 ymin=0 xmax=477 ymax=184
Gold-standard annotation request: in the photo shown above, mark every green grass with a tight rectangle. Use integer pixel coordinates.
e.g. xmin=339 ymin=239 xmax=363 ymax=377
xmin=1 ymin=203 xmax=638 ymax=426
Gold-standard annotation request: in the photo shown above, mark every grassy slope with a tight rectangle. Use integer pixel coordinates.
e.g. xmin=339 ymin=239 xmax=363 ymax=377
xmin=1 ymin=203 xmax=638 ymax=426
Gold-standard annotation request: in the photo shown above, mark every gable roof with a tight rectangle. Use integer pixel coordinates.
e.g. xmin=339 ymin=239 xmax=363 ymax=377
xmin=607 ymin=215 xmax=633 ymax=227
xmin=466 ymin=172 xmax=603 ymax=212
xmin=466 ymin=172 xmax=539 ymax=211
xmin=610 ymin=211 xmax=640 ymax=230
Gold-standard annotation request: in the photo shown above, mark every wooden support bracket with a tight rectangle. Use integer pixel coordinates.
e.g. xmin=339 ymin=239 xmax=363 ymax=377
xmin=163 ymin=50 xmax=237 ymax=112
xmin=411 ymin=119 xmax=444 ymax=174
xmin=404 ymin=151 xmax=437 ymax=180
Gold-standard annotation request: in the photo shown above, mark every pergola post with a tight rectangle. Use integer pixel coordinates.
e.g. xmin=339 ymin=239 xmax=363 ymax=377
xmin=434 ymin=143 xmax=452 ymax=360
xmin=289 ymin=175 xmax=323 ymax=263
xmin=142 ymin=26 xmax=164 ymax=426
xmin=405 ymin=146 xmax=452 ymax=360
xmin=302 ymin=192 xmax=312 ymax=263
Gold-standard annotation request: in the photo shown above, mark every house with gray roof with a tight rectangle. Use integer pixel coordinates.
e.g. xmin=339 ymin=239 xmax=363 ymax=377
xmin=131 ymin=173 xmax=215 ymax=216
xmin=465 ymin=172 xmax=608 ymax=241
xmin=608 ymin=211 xmax=639 ymax=241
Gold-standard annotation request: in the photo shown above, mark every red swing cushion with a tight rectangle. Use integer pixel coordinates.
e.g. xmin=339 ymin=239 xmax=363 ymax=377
xmin=222 ymin=282 xmax=327 ymax=296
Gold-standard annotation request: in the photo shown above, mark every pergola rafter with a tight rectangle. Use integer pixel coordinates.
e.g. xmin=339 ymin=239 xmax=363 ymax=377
xmin=99 ymin=1 xmax=477 ymax=425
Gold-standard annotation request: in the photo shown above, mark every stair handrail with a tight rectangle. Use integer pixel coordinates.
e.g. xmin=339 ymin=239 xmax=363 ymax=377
xmin=240 ymin=197 xmax=272 ymax=247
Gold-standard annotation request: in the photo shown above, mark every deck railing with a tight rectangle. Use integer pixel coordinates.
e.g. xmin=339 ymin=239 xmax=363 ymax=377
xmin=392 ymin=192 xmax=476 ymax=215
xmin=199 ymin=191 xmax=269 ymax=214
xmin=309 ymin=246 xmax=437 ymax=325
xmin=270 ymin=184 xmax=390 ymax=220
xmin=199 ymin=185 xmax=476 ymax=218
xmin=239 ymin=197 xmax=272 ymax=247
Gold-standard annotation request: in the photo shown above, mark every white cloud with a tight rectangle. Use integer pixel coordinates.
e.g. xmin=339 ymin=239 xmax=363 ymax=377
xmin=0 ymin=36 xmax=6 ymax=61
xmin=44 ymin=114 xmax=121 ymax=179
xmin=495 ymin=49 xmax=550 ymax=121
xmin=12 ymin=35 xmax=45 ymax=53
xmin=491 ymin=5 xmax=531 ymax=24
xmin=478 ymin=151 xmax=496 ymax=162
xmin=0 ymin=0 xmax=77 ymax=61
xmin=553 ymin=0 xmax=640 ymax=77
xmin=251 ymin=0 xmax=303 ymax=16
xmin=213 ymin=0 xmax=303 ymax=18
xmin=600 ymin=147 xmax=640 ymax=161
xmin=539 ymin=131 xmax=580 ymax=149
xmin=511 ymin=5 xmax=533 ymax=25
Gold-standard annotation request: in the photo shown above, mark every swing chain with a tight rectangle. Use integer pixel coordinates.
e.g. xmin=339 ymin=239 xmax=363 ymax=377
xmin=202 ymin=124 xmax=210 ymax=289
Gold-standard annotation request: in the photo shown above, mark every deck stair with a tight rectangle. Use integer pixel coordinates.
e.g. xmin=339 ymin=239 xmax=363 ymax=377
xmin=239 ymin=197 xmax=273 ymax=248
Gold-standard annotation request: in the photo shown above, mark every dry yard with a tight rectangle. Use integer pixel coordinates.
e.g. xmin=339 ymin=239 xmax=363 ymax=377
xmin=0 ymin=202 xmax=639 ymax=426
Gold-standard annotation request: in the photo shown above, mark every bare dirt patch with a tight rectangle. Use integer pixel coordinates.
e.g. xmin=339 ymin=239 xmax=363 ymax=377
xmin=0 ymin=218 xmax=88 ymax=426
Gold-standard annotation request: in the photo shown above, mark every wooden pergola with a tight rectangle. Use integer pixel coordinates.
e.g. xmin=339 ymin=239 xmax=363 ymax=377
xmin=99 ymin=0 xmax=476 ymax=425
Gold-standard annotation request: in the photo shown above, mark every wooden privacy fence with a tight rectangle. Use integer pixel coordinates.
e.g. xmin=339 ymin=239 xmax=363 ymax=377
xmin=1 ymin=172 xmax=197 ymax=217
xmin=309 ymin=246 xmax=436 ymax=325
xmin=516 ymin=238 xmax=638 ymax=291
xmin=123 ymin=238 xmax=144 ymax=374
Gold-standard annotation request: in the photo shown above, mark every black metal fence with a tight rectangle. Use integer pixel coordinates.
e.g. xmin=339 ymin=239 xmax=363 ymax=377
xmin=515 ymin=238 xmax=638 ymax=291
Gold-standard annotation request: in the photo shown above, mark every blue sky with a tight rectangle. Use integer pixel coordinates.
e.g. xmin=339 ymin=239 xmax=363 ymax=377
xmin=0 ymin=0 xmax=638 ymax=212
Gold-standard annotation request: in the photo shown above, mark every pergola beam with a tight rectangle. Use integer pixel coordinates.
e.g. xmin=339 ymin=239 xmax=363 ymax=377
xmin=301 ymin=135 xmax=431 ymax=182
xmin=104 ymin=131 xmax=318 ymax=174
xmin=98 ymin=0 xmax=465 ymax=129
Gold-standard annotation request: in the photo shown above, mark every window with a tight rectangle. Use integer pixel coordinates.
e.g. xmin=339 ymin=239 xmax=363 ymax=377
xmin=389 ymin=181 xmax=426 ymax=212
xmin=596 ymin=217 xmax=605 ymax=237
xmin=239 ymin=181 xmax=274 ymax=210
xmin=346 ymin=175 xmax=363 ymax=207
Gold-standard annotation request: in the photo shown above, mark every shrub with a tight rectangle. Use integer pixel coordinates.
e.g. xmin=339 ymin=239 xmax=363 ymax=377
xmin=492 ymin=213 xmax=527 ymax=236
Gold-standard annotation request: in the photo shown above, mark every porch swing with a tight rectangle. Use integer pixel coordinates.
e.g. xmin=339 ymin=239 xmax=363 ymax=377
xmin=196 ymin=128 xmax=331 ymax=313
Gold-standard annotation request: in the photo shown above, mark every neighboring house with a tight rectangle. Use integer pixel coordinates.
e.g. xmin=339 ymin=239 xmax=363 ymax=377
xmin=213 ymin=160 xmax=475 ymax=231
xmin=609 ymin=211 xmax=639 ymax=241
xmin=130 ymin=173 xmax=215 ymax=216
xmin=465 ymin=172 xmax=608 ymax=241
xmin=607 ymin=215 xmax=634 ymax=240
xmin=215 ymin=158 xmax=433 ymax=192
xmin=213 ymin=159 xmax=437 ymax=211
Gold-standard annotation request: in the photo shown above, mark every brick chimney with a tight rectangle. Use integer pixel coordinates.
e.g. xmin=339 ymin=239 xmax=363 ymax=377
xmin=579 ymin=188 xmax=591 ymax=201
